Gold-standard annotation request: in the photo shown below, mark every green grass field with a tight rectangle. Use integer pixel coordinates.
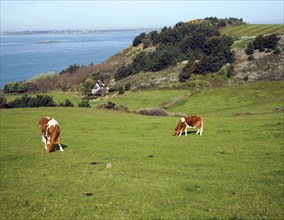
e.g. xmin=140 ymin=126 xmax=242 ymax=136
xmin=1 ymin=81 xmax=283 ymax=219
xmin=220 ymin=24 xmax=284 ymax=37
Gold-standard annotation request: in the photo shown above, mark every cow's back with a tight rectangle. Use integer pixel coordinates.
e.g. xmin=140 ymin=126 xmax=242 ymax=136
xmin=38 ymin=117 xmax=51 ymax=135
xmin=185 ymin=116 xmax=203 ymax=127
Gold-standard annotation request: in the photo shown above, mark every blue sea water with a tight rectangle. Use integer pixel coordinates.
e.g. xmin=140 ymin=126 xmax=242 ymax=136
xmin=0 ymin=30 xmax=141 ymax=88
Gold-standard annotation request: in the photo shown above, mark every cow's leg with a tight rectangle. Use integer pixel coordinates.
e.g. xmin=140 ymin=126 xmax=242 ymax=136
xmin=59 ymin=144 xmax=64 ymax=151
xmin=184 ymin=129 xmax=187 ymax=136
xmin=57 ymin=137 xmax=64 ymax=152
xmin=42 ymin=135 xmax=47 ymax=149
xmin=196 ymin=128 xmax=200 ymax=135
xmin=46 ymin=140 xmax=52 ymax=153
xmin=199 ymin=123 xmax=203 ymax=136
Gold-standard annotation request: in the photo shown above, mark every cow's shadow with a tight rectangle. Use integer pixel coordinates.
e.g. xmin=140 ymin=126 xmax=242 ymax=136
xmin=180 ymin=131 xmax=198 ymax=136
xmin=51 ymin=144 xmax=68 ymax=152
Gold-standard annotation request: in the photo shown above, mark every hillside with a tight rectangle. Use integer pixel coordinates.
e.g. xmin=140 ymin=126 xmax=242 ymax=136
xmin=220 ymin=24 xmax=284 ymax=37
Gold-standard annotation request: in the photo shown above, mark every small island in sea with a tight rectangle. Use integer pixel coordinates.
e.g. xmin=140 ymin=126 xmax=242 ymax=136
xmin=35 ymin=40 xmax=54 ymax=43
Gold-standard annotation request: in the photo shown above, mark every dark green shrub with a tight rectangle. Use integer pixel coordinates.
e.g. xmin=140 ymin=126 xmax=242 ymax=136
xmin=179 ymin=62 xmax=195 ymax=82
xmin=245 ymin=42 xmax=254 ymax=55
xmin=98 ymin=102 xmax=129 ymax=112
xmin=78 ymin=100 xmax=90 ymax=108
xmin=273 ymin=48 xmax=281 ymax=55
xmin=125 ymin=83 xmax=131 ymax=91
xmin=143 ymin=38 xmax=151 ymax=49
xmin=132 ymin=33 xmax=146 ymax=47
xmin=248 ymin=55 xmax=254 ymax=61
xmin=59 ymin=64 xmax=81 ymax=75
xmin=118 ymin=87 xmax=125 ymax=95
xmin=243 ymin=76 xmax=249 ymax=82
xmin=0 ymin=97 xmax=7 ymax=108
xmin=59 ymin=99 xmax=74 ymax=107
xmin=226 ymin=65 xmax=234 ymax=78
xmin=6 ymin=95 xmax=56 ymax=108
xmin=3 ymin=82 xmax=31 ymax=93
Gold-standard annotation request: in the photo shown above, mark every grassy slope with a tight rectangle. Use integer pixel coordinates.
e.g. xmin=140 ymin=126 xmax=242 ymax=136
xmin=94 ymin=90 xmax=190 ymax=111
xmin=0 ymin=81 xmax=283 ymax=219
xmin=169 ymin=81 xmax=284 ymax=116
xmin=220 ymin=24 xmax=284 ymax=37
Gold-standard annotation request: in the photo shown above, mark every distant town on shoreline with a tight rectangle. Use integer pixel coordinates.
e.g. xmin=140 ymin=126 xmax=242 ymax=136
xmin=0 ymin=28 xmax=160 ymax=35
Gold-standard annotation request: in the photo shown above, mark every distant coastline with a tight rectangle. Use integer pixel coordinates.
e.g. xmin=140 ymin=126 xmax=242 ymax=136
xmin=0 ymin=28 xmax=160 ymax=35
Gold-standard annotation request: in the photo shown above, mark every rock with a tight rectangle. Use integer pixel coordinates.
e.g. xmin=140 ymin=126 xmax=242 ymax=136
xmin=106 ymin=163 xmax=113 ymax=169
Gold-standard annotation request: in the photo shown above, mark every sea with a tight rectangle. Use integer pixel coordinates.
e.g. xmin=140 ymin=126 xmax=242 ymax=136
xmin=0 ymin=30 xmax=144 ymax=88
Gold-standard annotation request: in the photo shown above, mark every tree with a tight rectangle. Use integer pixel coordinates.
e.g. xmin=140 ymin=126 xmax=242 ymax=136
xmin=132 ymin=33 xmax=146 ymax=47
xmin=148 ymin=30 xmax=159 ymax=45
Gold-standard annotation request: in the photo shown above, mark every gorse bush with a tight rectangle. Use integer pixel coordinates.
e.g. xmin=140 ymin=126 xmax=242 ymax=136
xmin=245 ymin=34 xmax=280 ymax=55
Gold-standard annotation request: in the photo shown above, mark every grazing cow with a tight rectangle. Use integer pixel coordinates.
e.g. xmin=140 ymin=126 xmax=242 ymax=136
xmin=38 ymin=117 xmax=64 ymax=153
xmin=173 ymin=116 xmax=203 ymax=136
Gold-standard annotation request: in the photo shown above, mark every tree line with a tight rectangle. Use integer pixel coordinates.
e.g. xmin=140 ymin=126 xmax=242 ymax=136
xmin=0 ymin=95 xmax=91 ymax=109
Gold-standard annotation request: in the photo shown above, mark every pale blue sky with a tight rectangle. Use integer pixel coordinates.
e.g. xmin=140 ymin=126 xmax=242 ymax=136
xmin=1 ymin=0 xmax=283 ymax=31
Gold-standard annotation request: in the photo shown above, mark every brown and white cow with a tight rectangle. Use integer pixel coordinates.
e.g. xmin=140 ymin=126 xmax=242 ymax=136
xmin=173 ymin=116 xmax=203 ymax=136
xmin=38 ymin=117 xmax=64 ymax=153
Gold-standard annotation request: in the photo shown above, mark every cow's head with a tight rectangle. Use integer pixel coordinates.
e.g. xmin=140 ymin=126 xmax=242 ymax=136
xmin=46 ymin=139 xmax=53 ymax=153
xmin=173 ymin=121 xmax=185 ymax=136
xmin=46 ymin=125 xmax=60 ymax=153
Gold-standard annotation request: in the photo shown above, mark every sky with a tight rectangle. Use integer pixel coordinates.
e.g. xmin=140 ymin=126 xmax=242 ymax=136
xmin=1 ymin=0 xmax=283 ymax=32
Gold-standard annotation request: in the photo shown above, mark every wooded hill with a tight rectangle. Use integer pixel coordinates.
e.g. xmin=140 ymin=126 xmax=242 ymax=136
xmin=3 ymin=17 xmax=284 ymax=94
